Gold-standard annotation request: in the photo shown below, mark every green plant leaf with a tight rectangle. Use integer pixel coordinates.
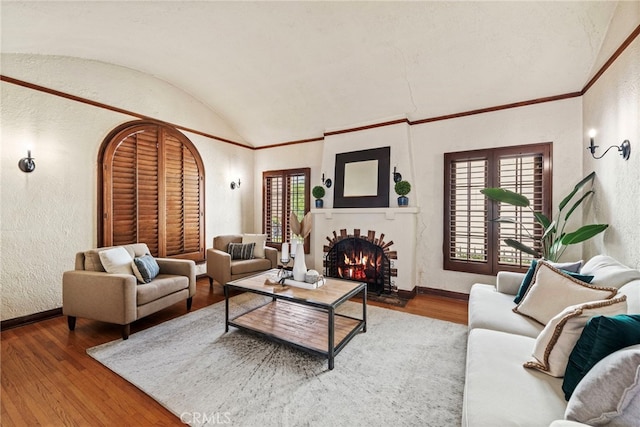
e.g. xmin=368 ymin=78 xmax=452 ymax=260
xmin=564 ymin=190 xmax=593 ymax=221
xmin=561 ymin=224 xmax=609 ymax=245
xmin=534 ymin=212 xmax=552 ymax=229
xmin=480 ymin=188 xmax=530 ymax=207
xmin=558 ymin=171 xmax=596 ymax=212
xmin=504 ymin=239 xmax=539 ymax=257
xmin=541 ymin=219 xmax=557 ymax=240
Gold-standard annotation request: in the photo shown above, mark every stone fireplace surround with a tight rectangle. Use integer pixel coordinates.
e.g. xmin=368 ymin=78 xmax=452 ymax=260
xmin=311 ymin=207 xmax=418 ymax=295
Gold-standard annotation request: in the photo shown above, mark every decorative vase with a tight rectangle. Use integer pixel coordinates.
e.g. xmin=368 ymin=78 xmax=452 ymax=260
xmin=398 ymin=196 xmax=409 ymax=206
xmin=293 ymin=243 xmax=307 ymax=281
xmin=315 ymin=199 xmax=323 ymax=208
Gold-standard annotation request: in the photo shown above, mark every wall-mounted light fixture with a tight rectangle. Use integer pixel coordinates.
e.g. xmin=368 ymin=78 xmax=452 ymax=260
xmin=18 ymin=149 xmax=36 ymax=173
xmin=321 ymin=173 xmax=332 ymax=188
xmin=392 ymin=166 xmax=402 ymax=183
xmin=587 ymin=129 xmax=631 ymax=160
xmin=230 ymin=178 xmax=241 ymax=190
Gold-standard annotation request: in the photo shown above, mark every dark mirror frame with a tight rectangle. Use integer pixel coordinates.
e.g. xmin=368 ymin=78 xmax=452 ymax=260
xmin=333 ymin=146 xmax=390 ymax=208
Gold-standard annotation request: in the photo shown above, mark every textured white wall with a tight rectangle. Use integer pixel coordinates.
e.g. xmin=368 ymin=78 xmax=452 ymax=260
xmin=1 ymin=54 xmax=252 ymax=320
xmin=582 ymin=25 xmax=640 ymax=269
xmin=410 ymin=98 xmax=584 ymax=294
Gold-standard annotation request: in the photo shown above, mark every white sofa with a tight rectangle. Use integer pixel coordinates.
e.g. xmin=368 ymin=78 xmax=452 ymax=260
xmin=463 ymin=255 xmax=640 ymax=427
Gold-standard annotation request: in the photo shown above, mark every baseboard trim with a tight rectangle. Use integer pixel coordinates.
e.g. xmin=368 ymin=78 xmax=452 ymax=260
xmin=417 ymin=286 xmax=469 ymax=302
xmin=1 ymin=307 xmax=63 ymax=331
xmin=397 ymin=288 xmax=417 ymax=300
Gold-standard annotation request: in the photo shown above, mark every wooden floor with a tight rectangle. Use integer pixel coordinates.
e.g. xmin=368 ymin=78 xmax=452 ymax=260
xmin=1 ymin=277 xmax=468 ymax=426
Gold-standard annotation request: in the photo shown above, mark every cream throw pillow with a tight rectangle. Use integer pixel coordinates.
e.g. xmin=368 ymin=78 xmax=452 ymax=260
xmin=98 ymin=247 xmax=134 ymax=275
xmin=514 ymin=262 xmax=618 ymax=325
xmin=524 ymin=296 xmax=627 ymax=377
xmin=242 ymin=234 xmax=267 ymax=259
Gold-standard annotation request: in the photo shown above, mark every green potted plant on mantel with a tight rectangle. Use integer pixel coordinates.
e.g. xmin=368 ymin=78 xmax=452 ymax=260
xmin=312 ymin=185 xmax=326 ymax=208
xmin=394 ymin=180 xmax=411 ymax=207
xmin=480 ymin=171 xmax=608 ymax=262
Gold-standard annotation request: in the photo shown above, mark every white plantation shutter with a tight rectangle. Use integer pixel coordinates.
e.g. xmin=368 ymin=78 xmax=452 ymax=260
xmin=444 ymin=143 xmax=551 ymax=274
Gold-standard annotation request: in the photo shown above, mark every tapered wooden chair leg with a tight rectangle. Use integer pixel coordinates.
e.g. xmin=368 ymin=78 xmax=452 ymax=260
xmin=187 ymin=297 xmax=193 ymax=311
xmin=67 ymin=316 xmax=76 ymax=331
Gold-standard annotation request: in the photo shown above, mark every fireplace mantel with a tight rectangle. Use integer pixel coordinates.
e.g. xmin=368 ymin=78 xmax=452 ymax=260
xmin=311 ymin=207 xmax=419 ymax=220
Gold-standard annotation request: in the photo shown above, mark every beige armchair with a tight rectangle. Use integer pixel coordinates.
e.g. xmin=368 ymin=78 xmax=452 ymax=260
xmin=62 ymin=243 xmax=196 ymax=339
xmin=206 ymin=234 xmax=277 ymax=287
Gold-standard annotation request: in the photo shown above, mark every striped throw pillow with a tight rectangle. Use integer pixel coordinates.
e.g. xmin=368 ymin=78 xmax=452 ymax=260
xmin=228 ymin=242 xmax=255 ymax=260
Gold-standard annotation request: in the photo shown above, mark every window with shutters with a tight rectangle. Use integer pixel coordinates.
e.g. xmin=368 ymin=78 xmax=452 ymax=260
xmin=444 ymin=143 xmax=551 ymax=275
xmin=262 ymin=168 xmax=310 ymax=253
xmin=98 ymin=121 xmax=205 ymax=262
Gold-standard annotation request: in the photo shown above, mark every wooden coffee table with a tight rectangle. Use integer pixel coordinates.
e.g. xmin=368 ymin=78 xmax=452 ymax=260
xmin=224 ymin=270 xmax=367 ymax=370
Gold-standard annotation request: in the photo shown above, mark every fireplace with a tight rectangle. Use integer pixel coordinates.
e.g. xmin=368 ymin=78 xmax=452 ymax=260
xmin=323 ymin=229 xmax=397 ymax=294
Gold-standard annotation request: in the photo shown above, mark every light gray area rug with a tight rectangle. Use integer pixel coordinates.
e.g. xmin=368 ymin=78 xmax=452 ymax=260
xmin=88 ymin=294 xmax=468 ymax=426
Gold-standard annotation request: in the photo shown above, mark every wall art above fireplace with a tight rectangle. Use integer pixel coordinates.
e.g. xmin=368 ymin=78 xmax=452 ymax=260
xmin=333 ymin=146 xmax=390 ymax=208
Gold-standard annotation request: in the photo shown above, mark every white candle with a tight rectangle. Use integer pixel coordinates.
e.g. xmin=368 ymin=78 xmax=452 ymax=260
xmin=291 ymin=242 xmax=297 ymax=257
xmin=281 ymin=243 xmax=289 ymax=262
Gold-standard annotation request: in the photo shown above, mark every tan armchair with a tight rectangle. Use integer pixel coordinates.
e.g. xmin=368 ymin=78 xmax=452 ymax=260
xmin=206 ymin=234 xmax=277 ymax=287
xmin=62 ymin=243 xmax=195 ymax=339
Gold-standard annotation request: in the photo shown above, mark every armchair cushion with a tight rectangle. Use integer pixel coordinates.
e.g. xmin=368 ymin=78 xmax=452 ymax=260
xmin=132 ymin=254 xmax=160 ymax=283
xmin=136 ymin=274 xmax=189 ymax=305
xmin=242 ymin=233 xmax=267 ymax=258
xmin=228 ymin=242 xmax=255 ymax=260
xmin=99 ymin=247 xmax=134 ymax=275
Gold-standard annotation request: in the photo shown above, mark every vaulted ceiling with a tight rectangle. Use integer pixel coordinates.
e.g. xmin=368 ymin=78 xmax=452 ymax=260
xmin=1 ymin=1 xmax=626 ymax=147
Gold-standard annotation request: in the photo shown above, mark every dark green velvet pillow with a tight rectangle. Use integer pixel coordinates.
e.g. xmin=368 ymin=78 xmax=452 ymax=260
xmin=513 ymin=259 xmax=590 ymax=303
xmin=563 ymin=314 xmax=640 ymax=400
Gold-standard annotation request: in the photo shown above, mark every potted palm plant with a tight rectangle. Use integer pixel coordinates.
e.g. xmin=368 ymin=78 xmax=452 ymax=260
xmin=394 ymin=180 xmax=411 ymax=206
xmin=481 ymin=171 xmax=608 ymax=262
xmin=312 ymin=185 xmax=326 ymax=208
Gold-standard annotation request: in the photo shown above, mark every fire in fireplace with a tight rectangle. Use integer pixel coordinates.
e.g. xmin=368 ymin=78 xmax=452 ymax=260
xmin=323 ymin=229 xmax=397 ymax=295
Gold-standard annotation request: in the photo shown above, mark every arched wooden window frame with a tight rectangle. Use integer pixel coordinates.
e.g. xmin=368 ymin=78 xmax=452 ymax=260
xmin=98 ymin=120 xmax=205 ymax=261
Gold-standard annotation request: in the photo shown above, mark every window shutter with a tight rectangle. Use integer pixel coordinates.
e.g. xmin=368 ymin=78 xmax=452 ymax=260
xmin=262 ymin=169 xmax=310 ymax=251
xmin=444 ymin=143 xmax=551 ymax=275
xmin=111 ymin=134 xmax=138 ymax=247
xmin=445 ymin=157 xmax=490 ymax=273
xmin=496 ymin=153 xmax=544 ymax=267
xmin=100 ymin=121 xmax=204 ymax=261
xmin=135 ymin=129 xmax=160 ymax=256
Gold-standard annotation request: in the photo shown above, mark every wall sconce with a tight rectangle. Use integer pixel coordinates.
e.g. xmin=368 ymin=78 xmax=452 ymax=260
xmin=321 ymin=173 xmax=332 ymax=188
xmin=392 ymin=166 xmax=402 ymax=183
xmin=18 ymin=150 xmax=36 ymax=173
xmin=230 ymin=178 xmax=241 ymax=190
xmin=587 ymin=129 xmax=631 ymax=160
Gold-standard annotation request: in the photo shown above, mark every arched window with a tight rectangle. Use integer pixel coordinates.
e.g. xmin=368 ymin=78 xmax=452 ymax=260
xmin=98 ymin=121 xmax=205 ymax=261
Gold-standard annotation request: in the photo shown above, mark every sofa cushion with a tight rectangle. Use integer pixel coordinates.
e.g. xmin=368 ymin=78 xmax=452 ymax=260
xmin=84 ymin=249 xmax=106 ymax=272
xmin=581 ymin=255 xmax=640 ymax=289
xmin=136 ymin=274 xmax=189 ymax=305
xmin=231 ymin=258 xmax=273 ymax=276
xmin=524 ymin=296 xmax=627 ymax=377
xmin=514 ymin=259 xmax=584 ymax=304
xmin=132 ymin=254 xmax=160 ymax=284
xmin=214 ymin=235 xmax=242 ymax=251
xmin=228 ymin=242 xmax=255 ymax=260
xmin=468 ymin=284 xmax=543 ymax=338
xmin=99 ymin=247 xmax=134 ymax=275
xmin=563 ymin=314 xmax=640 ymax=400
xmin=242 ymin=234 xmax=267 ymax=259
xmin=514 ymin=262 xmax=618 ymax=325
xmin=463 ymin=328 xmax=567 ymax=427
xmin=619 ymin=280 xmax=640 ymax=314
xmin=565 ymin=344 xmax=640 ymax=426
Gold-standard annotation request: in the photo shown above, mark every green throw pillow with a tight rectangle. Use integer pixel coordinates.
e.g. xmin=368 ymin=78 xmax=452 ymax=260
xmin=513 ymin=259 xmax=590 ymax=304
xmin=132 ymin=254 xmax=160 ymax=284
xmin=563 ymin=314 xmax=640 ymax=400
